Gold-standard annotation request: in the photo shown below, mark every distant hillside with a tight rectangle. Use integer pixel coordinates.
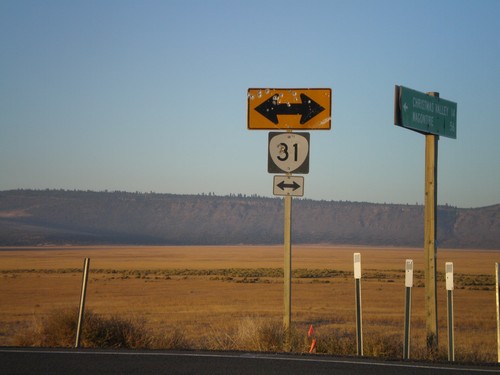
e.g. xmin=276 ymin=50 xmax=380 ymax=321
xmin=0 ymin=189 xmax=498 ymax=249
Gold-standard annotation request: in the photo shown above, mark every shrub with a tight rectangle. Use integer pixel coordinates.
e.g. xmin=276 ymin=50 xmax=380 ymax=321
xmin=364 ymin=333 xmax=402 ymax=358
xmin=14 ymin=310 xmax=494 ymax=363
xmin=204 ymin=317 xmax=305 ymax=353
xmin=15 ymin=308 xmax=77 ymax=347
xmin=315 ymin=328 xmax=357 ymax=356
xmin=81 ymin=313 xmax=147 ymax=348
xmin=14 ymin=308 xmax=190 ymax=349
xmin=234 ymin=317 xmax=285 ymax=352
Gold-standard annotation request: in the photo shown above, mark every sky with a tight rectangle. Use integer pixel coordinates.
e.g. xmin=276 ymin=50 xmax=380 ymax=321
xmin=1 ymin=0 xmax=499 ymax=208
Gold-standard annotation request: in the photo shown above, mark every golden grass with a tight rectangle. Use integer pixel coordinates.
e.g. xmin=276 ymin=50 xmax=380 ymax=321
xmin=0 ymin=245 xmax=499 ymax=362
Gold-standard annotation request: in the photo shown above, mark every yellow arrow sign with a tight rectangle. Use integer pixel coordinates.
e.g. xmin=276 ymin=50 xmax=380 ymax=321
xmin=247 ymin=88 xmax=331 ymax=130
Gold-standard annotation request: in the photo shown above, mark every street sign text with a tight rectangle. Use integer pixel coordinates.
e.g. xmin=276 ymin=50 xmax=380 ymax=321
xmin=394 ymin=85 xmax=457 ymax=139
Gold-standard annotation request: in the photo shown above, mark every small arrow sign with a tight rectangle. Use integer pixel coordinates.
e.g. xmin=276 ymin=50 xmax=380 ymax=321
xmin=273 ymin=175 xmax=304 ymax=197
xmin=255 ymin=94 xmax=325 ymax=125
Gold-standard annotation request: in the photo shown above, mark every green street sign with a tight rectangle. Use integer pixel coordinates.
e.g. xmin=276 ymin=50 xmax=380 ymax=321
xmin=394 ymin=85 xmax=457 ymax=139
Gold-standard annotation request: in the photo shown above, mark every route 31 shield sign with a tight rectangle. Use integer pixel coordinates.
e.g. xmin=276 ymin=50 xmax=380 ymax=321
xmin=268 ymin=132 xmax=309 ymax=174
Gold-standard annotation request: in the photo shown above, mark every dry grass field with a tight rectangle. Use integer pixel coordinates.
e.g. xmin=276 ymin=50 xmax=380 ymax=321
xmin=0 ymin=245 xmax=499 ymax=362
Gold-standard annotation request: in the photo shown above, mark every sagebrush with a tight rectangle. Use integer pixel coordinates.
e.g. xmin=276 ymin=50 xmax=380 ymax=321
xmin=14 ymin=308 xmax=190 ymax=349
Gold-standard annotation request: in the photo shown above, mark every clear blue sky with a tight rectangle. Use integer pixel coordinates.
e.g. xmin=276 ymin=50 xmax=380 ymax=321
xmin=1 ymin=0 xmax=499 ymax=208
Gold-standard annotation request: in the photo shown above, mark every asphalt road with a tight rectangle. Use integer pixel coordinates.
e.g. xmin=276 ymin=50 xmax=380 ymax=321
xmin=1 ymin=348 xmax=499 ymax=375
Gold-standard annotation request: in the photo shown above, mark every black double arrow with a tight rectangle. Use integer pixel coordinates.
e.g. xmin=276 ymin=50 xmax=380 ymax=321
xmin=277 ymin=180 xmax=301 ymax=191
xmin=255 ymin=93 xmax=325 ymax=125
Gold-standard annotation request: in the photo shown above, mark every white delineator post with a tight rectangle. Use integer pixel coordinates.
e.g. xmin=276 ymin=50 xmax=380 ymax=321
xmin=354 ymin=253 xmax=363 ymax=356
xmin=403 ymin=259 xmax=413 ymax=359
xmin=446 ymin=262 xmax=455 ymax=361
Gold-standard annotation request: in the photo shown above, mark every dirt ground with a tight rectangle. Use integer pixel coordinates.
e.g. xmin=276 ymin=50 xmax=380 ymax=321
xmin=0 ymin=245 xmax=498 ymax=360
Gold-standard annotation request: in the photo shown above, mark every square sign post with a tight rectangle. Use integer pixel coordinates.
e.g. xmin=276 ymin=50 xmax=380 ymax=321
xmin=394 ymin=85 xmax=457 ymax=354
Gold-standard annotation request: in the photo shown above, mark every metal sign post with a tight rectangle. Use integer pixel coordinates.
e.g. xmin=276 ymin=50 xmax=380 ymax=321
xmin=354 ymin=253 xmax=363 ymax=356
xmin=75 ymin=257 xmax=90 ymax=348
xmin=403 ymin=259 xmax=414 ymax=360
xmin=446 ymin=262 xmax=455 ymax=361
